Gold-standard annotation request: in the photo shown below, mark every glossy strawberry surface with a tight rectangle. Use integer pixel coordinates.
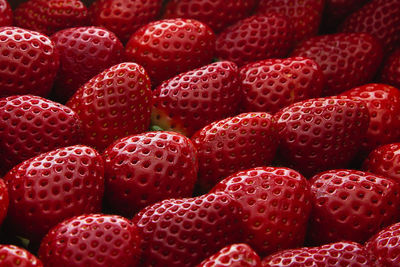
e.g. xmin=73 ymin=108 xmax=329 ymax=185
xmin=380 ymin=49 xmax=400 ymax=89
xmin=0 ymin=245 xmax=43 ymax=267
xmin=0 ymin=0 xmax=12 ymax=27
xmin=0 ymin=179 xmax=8 ymax=228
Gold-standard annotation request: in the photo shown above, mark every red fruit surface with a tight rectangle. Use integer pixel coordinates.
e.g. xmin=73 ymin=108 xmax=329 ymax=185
xmin=212 ymin=167 xmax=312 ymax=256
xmin=0 ymin=0 xmax=12 ymax=27
xmin=0 ymin=179 xmax=8 ymax=227
xmin=0 ymin=27 xmax=60 ymax=97
xmin=323 ymin=0 xmax=369 ymax=29
xmin=192 ymin=112 xmax=278 ymax=192
xmin=4 ymin=145 xmax=104 ymax=242
xmin=291 ymin=33 xmax=382 ymax=96
xmin=239 ymin=57 xmax=324 ymax=113
xmin=308 ymin=169 xmax=400 ymax=245
xmin=88 ymin=0 xmax=108 ymax=22
xmin=125 ymin=18 xmax=215 ymax=86
xmin=66 ymin=62 xmax=152 ymax=151
xmin=380 ymin=49 xmax=400 ymax=89
xmin=0 ymin=245 xmax=43 ymax=267
xmin=215 ymin=13 xmax=292 ymax=67
xmin=151 ymin=61 xmax=241 ymax=136
xmin=51 ymin=26 xmax=125 ymax=102
xmin=0 ymin=95 xmax=81 ymax=175
xmin=39 ymin=214 xmax=141 ymax=267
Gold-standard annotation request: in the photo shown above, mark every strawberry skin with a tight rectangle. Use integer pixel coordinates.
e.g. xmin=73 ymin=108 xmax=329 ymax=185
xmin=0 ymin=179 xmax=8 ymax=228
xmin=102 ymin=131 xmax=198 ymax=217
xmin=39 ymin=214 xmax=141 ymax=267
xmin=380 ymin=49 xmax=400 ymax=89
xmin=66 ymin=62 xmax=152 ymax=152
xmin=215 ymin=13 xmax=293 ymax=67
xmin=0 ymin=27 xmax=60 ymax=97
xmin=3 ymin=145 xmax=104 ymax=243
xmin=323 ymin=0 xmax=369 ymax=30
xmin=239 ymin=57 xmax=324 ymax=114
xmin=126 ymin=18 xmax=216 ymax=86
xmin=291 ymin=33 xmax=383 ymax=96
xmin=0 ymin=95 xmax=81 ymax=175
xmin=0 ymin=0 xmax=12 ymax=27
xmin=152 ymin=61 xmax=241 ymax=136
xmin=309 ymin=169 xmax=400 ymax=245
xmin=0 ymin=245 xmax=43 ymax=267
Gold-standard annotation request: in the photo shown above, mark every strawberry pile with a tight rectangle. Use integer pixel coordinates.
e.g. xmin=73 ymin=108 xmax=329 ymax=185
xmin=1 ymin=0 xmax=400 ymax=266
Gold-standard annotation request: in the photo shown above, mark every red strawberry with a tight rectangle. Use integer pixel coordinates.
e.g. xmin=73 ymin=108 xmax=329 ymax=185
xmin=0 ymin=95 xmax=81 ymax=175
xmin=91 ymin=0 xmax=163 ymax=43
xmin=51 ymin=26 xmax=125 ymax=102
xmin=274 ymin=97 xmax=370 ymax=177
xmin=191 ymin=112 xmax=278 ymax=192
xmin=323 ymin=0 xmax=369 ymax=30
xmin=291 ymin=33 xmax=383 ymax=96
xmin=164 ymin=0 xmax=257 ymax=33
xmin=212 ymin=167 xmax=312 ymax=256
xmin=39 ymin=214 xmax=141 ymax=267
xmin=308 ymin=169 xmax=400 ymax=245
xmin=262 ymin=241 xmax=373 ymax=267
xmin=3 ymin=145 xmax=104 ymax=243
xmin=151 ymin=61 xmax=241 ymax=137
xmin=380 ymin=49 xmax=400 ymax=89
xmin=14 ymin=0 xmax=89 ymax=36
xmin=0 ymin=27 xmax=60 ymax=97
xmin=197 ymin=243 xmax=261 ymax=267
xmin=125 ymin=18 xmax=216 ymax=86
xmin=66 ymin=62 xmax=152 ymax=151
xmin=239 ymin=57 xmax=324 ymax=114
xmin=257 ymin=0 xmax=324 ymax=43
xmin=215 ymin=13 xmax=293 ymax=67
xmin=341 ymin=83 xmax=400 ymax=155
xmin=0 ymin=245 xmax=43 ymax=267
xmin=0 ymin=179 xmax=8 ymax=227
xmin=102 ymin=131 xmax=198 ymax=217
xmin=88 ymin=0 xmax=108 ymax=23
xmin=133 ymin=192 xmax=242 ymax=267
xmin=0 ymin=0 xmax=12 ymax=27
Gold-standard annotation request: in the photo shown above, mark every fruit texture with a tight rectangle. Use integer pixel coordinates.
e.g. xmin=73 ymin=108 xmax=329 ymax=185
xmin=0 ymin=0 xmax=12 ymax=27
xmin=323 ymin=0 xmax=369 ymax=30
xmin=0 ymin=245 xmax=43 ymax=267
xmin=380 ymin=49 xmax=400 ymax=89
xmin=0 ymin=179 xmax=8 ymax=227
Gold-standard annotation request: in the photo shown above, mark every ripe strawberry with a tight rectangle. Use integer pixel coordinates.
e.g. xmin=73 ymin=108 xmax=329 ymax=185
xmin=274 ymin=97 xmax=370 ymax=177
xmin=291 ymin=33 xmax=383 ymax=96
xmin=0 ymin=179 xmax=8 ymax=227
xmin=66 ymin=62 xmax=152 ymax=151
xmin=164 ymin=0 xmax=257 ymax=33
xmin=88 ymin=0 xmax=108 ymax=23
xmin=262 ymin=241 xmax=373 ymax=267
xmin=51 ymin=26 xmax=125 ymax=102
xmin=151 ymin=61 xmax=241 ymax=137
xmin=257 ymin=0 xmax=324 ymax=43
xmin=215 ymin=13 xmax=293 ymax=67
xmin=380 ymin=49 xmax=400 ymax=89
xmin=0 ymin=95 xmax=81 ymax=175
xmin=0 ymin=245 xmax=43 ymax=267
xmin=125 ymin=18 xmax=216 ymax=86
xmin=341 ymin=83 xmax=400 ymax=155
xmin=0 ymin=0 xmax=12 ymax=27
xmin=212 ymin=167 xmax=312 ymax=256
xmin=197 ymin=243 xmax=261 ymax=267
xmin=0 ymin=27 xmax=60 ymax=97
xmin=3 ymin=145 xmax=104 ymax=243
xmin=102 ymin=131 xmax=198 ymax=217
xmin=323 ymin=0 xmax=369 ymax=30
xmin=39 ymin=214 xmax=141 ymax=267
xmin=239 ymin=57 xmax=324 ymax=114
xmin=14 ymin=0 xmax=89 ymax=36
xmin=91 ymin=0 xmax=163 ymax=43
xmin=308 ymin=169 xmax=400 ymax=245
xmin=191 ymin=112 xmax=278 ymax=192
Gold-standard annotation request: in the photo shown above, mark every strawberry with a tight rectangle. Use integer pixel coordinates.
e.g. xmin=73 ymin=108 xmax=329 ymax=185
xmin=262 ymin=241 xmax=373 ymax=267
xmin=102 ymin=131 xmax=198 ymax=217
xmin=0 ymin=245 xmax=43 ymax=267
xmin=0 ymin=27 xmax=60 ymax=97
xmin=291 ymin=33 xmax=383 ymax=96
xmin=164 ymin=0 xmax=257 ymax=33
xmin=125 ymin=18 xmax=216 ymax=86
xmin=88 ymin=0 xmax=108 ymax=23
xmin=215 ymin=13 xmax=293 ymax=67
xmin=66 ymin=62 xmax=152 ymax=152
xmin=323 ymin=0 xmax=369 ymax=30
xmin=14 ymin=0 xmax=89 ymax=36
xmin=3 ymin=145 xmax=104 ymax=243
xmin=151 ymin=61 xmax=241 ymax=137
xmin=39 ymin=214 xmax=141 ymax=267
xmin=239 ymin=57 xmax=324 ymax=114
xmin=340 ymin=83 xmax=400 ymax=155
xmin=91 ymin=0 xmax=163 ymax=43
xmin=0 ymin=95 xmax=81 ymax=175
xmin=51 ymin=26 xmax=125 ymax=102
xmin=0 ymin=0 xmax=12 ymax=27
xmin=380 ymin=49 xmax=400 ymax=89
xmin=274 ymin=97 xmax=370 ymax=177
xmin=308 ymin=169 xmax=400 ymax=245
xmin=212 ymin=167 xmax=312 ymax=256
xmin=191 ymin=112 xmax=278 ymax=192
xmin=197 ymin=243 xmax=261 ymax=267
xmin=0 ymin=179 xmax=7 ymax=227
xmin=133 ymin=192 xmax=242 ymax=267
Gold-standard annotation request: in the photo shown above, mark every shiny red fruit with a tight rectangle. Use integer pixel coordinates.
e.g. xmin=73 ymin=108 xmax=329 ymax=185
xmin=0 ymin=245 xmax=43 ymax=267
xmin=380 ymin=49 xmax=400 ymax=89
xmin=0 ymin=0 xmax=12 ymax=27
